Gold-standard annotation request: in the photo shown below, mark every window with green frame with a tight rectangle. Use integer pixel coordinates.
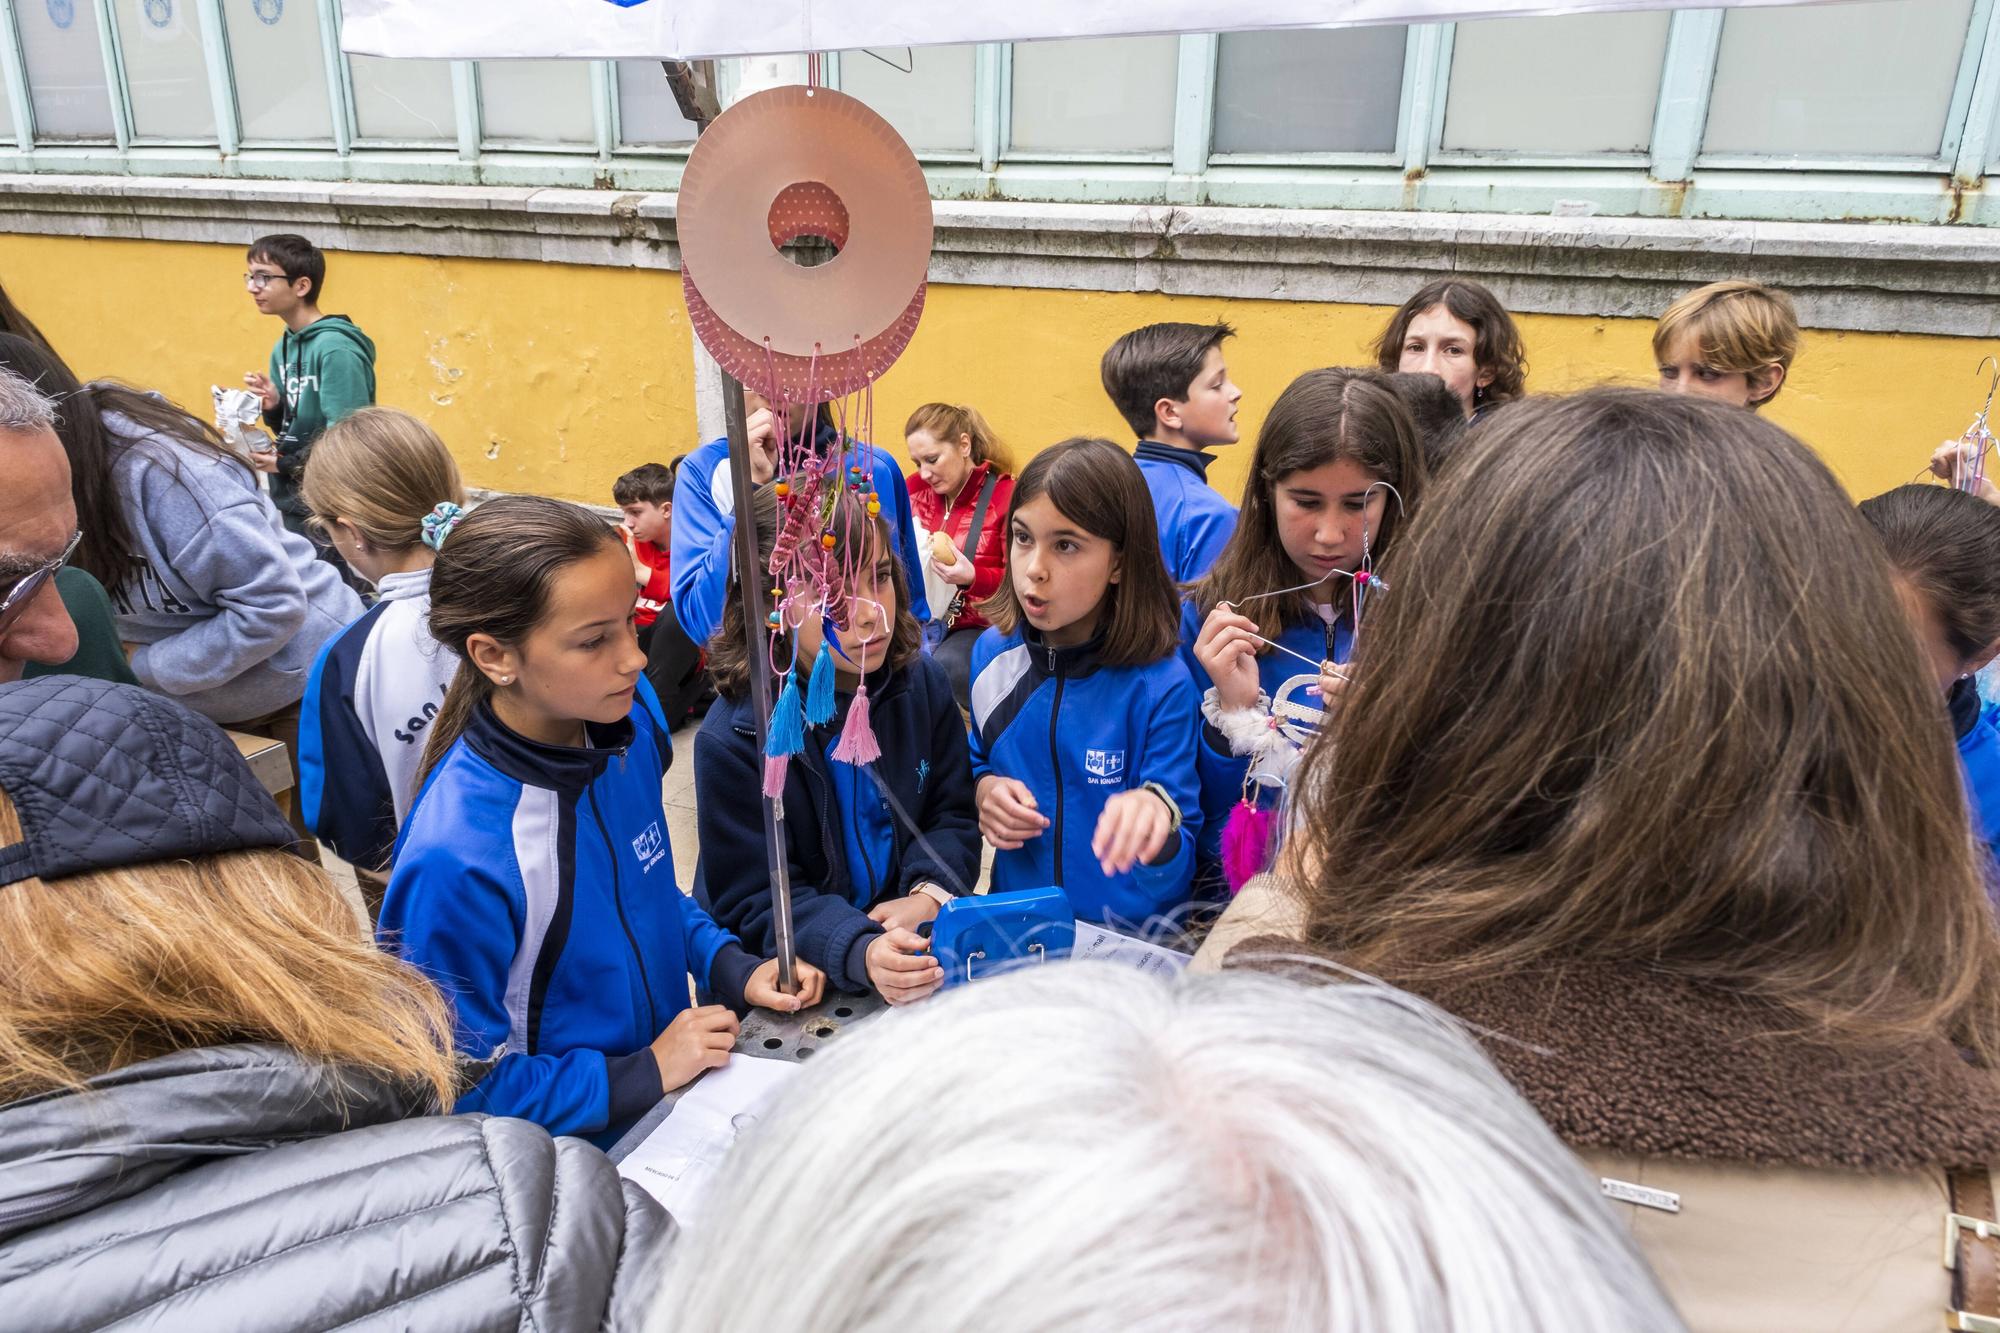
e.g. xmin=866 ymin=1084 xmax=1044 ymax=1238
xmin=0 ymin=0 xmax=1992 ymax=221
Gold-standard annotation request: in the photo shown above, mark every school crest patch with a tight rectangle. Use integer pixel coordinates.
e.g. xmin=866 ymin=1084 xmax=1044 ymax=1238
xmin=630 ymin=822 xmax=666 ymax=871
xmin=1084 ymin=749 xmax=1126 ymax=784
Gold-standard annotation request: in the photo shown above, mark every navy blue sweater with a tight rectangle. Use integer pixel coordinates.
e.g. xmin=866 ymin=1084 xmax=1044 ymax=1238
xmin=692 ymin=654 xmax=980 ymax=992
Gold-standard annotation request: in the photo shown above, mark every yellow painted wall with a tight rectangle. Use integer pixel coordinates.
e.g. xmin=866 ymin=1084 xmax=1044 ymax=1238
xmin=2 ymin=231 xmax=1984 ymax=508
xmin=1 ymin=234 xmax=699 ymax=504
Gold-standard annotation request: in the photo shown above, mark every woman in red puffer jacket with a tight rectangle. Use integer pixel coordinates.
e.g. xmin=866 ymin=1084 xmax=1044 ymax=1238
xmin=906 ymin=403 xmax=1014 ymax=710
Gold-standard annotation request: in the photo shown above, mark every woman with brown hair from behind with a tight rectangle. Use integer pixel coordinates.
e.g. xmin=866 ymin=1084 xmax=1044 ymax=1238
xmin=0 ymin=676 xmax=665 ymax=1330
xmin=1203 ymin=388 xmax=2000 ymax=1330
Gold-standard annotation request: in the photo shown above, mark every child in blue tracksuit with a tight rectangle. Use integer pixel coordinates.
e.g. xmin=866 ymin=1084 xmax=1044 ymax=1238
xmin=670 ymin=399 xmax=928 ymax=649
xmin=1182 ymin=369 xmax=1427 ymax=892
xmin=381 ymin=495 xmax=822 ymax=1145
xmin=296 ymin=409 xmax=466 ymax=900
xmin=694 ymin=486 xmax=978 ymax=1007
xmin=969 ymin=437 xmax=1201 ymax=933
xmin=1859 ymin=484 xmax=2000 ymax=883
xmin=1100 ymin=321 xmax=1244 ymax=580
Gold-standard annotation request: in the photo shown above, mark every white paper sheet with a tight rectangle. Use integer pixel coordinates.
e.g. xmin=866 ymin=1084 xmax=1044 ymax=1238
xmin=342 ymin=0 xmax=1842 ymax=62
xmin=1071 ymin=923 xmax=1192 ymax=977
xmin=615 ymin=1053 xmax=800 ymax=1230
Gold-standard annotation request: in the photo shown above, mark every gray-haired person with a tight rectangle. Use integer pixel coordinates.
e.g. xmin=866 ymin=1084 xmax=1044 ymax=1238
xmin=657 ymin=960 xmax=1685 ymax=1333
xmin=0 ymin=366 xmax=79 ymax=684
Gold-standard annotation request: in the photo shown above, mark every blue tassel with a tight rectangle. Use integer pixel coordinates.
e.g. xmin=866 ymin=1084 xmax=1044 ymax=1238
xmin=805 ymin=635 xmax=837 ymax=726
xmin=765 ymin=665 xmax=805 ymax=757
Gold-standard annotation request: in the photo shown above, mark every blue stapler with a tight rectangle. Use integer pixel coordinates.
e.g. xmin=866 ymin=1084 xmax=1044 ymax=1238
xmin=927 ymin=888 xmax=1076 ymax=988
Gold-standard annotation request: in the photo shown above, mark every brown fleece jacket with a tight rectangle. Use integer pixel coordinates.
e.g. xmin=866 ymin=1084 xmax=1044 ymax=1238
xmin=1231 ymin=937 xmax=2000 ymax=1172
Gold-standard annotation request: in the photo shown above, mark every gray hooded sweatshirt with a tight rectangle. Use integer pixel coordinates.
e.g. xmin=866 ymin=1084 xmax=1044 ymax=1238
xmin=104 ymin=414 xmax=362 ymax=724
xmin=0 ymin=1044 xmax=671 ymax=1330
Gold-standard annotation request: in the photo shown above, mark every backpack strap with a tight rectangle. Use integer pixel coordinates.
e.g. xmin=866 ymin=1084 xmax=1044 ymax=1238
xmin=1948 ymin=1167 xmax=2000 ymax=1330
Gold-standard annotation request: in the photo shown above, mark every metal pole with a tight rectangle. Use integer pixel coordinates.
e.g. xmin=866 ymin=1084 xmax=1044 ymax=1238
xmin=721 ymin=377 xmax=798 ymax=993
xmin=668 ymin=59 xmax=798 ymax=993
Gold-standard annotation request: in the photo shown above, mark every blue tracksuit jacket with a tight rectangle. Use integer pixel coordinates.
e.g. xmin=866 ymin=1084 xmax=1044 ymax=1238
xmin=693 ymin=655 xmax=980 ymax=991
xmin=299 ymin=568 xmax=457 ymax=873
xmin=669 ymin=425 xmax=929 ymax=649
xmin=1134 ymin=442 xmax=1237 ymax=582
xmin=968 ymin=625 xmax=1202 ymax=930
xmin=1177 ymin=598 xmax=1351 ymax=867
xmin=1953 ymin=677 xmax=2000 ymax=872
xmin=381 ymin=693 xmax=758 ymax=1143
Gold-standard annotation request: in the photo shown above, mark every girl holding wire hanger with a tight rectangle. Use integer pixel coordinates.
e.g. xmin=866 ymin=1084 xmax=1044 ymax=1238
xmin=694 ymin=483 xmax=978 ymax=1007
xmin=1183 ymin=369 xmax=1427 ymax=894
xmin=968 ymin=437 xmax=1202 ymax=935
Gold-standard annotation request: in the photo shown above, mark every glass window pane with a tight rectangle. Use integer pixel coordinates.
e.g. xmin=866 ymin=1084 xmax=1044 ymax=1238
xmin=1703 ymin=0 xmax=1973 ymax=158
xmin=840 ymin=44 xmax=974 ymax=153
xmin=1010 ymin=36 xmax=1177 ymax=154
xmin=349 ymin=54 xmax=453 ymax=141
xmin=17 ymin=0 xmax=115 ymax=139
xmin=0 ymin=65 xmax=13 ymax=141
xmin=1442 ymin=12 xmax=1668 ymax=154
xmin=223 ymin=0 xmax=332 ymax=142
xmin=1214 ymin=28 xmax=1404 ymax=154
xmin=614 ymin=59 xmax=695 ymax=145
xmin=112 ymin=0 xmax=214 ymax=140
xmin=477 ymin=60 xmax=593 ymax=144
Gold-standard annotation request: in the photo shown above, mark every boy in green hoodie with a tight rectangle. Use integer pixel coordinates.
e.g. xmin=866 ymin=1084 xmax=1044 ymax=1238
xmin=242 ymin=234 xmax=377 ymax=557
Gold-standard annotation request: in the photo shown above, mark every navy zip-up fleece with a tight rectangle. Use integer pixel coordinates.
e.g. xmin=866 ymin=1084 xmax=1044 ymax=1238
xmin=693 ymin=654 xmax=980 ymax=992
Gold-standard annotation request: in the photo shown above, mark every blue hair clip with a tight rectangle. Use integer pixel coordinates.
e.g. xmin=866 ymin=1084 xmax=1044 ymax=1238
xmin=421 ymin=501 xmax=466 ymax=551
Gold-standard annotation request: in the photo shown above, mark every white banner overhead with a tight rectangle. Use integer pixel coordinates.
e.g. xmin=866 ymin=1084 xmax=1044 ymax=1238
xmin=339 ymin=0 xmax=1845 ymax=61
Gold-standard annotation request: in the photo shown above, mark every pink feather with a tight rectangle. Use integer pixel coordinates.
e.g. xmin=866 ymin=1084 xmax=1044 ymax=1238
xmin=1220 ymin=801 xmax=1279 ymax=895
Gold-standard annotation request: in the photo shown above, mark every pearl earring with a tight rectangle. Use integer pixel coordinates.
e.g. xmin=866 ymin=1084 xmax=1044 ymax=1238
xmin=498 ymin=675 xmax=513 ymax=685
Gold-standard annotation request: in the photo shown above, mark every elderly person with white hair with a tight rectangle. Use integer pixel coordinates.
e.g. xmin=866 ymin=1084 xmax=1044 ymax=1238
xmin=0 ymin=366 xmax=79 ymax=684
xmin=655 ymin=960 xmax=1684 ymax=1333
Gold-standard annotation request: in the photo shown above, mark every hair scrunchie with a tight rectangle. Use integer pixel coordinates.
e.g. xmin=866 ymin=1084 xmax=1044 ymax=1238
xmin=421 ymin=501 xmax=465 ymax=551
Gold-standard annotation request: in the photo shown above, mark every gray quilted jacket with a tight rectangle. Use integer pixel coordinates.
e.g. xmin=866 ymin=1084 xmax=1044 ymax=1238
xmin=0 ymin=1043 xmax=671 ymax=1330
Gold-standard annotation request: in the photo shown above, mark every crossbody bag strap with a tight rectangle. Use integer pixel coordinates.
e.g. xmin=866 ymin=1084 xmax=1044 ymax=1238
xmin=1948 ymin=1167 xmax=2000 ymax=1330
xmin=945 ymin=472 xmax=1000 ymax=628
xmin=960 ymin=471 xmax=1000 ymax=565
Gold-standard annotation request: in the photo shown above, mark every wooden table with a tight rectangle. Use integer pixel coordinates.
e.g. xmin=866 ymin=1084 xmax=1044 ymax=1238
xmin=228 ymin=730 xmax=293 ymax=815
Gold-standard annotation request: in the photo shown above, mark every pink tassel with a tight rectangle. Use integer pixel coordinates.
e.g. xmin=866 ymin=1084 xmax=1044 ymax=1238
xmin=763 ymin=753 xmax=790 ymax=798
xmin=1220 ymin=801 xmax=1279 ymax=895
xmin=831 ymin=682 xmax=882 ymax=765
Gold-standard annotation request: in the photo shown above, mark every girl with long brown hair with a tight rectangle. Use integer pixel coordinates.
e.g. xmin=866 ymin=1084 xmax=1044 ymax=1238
xmin=0 ymin=675 xmax=664 ymax=1327
xmin=969 ymin=437 xmax=1202 ymax=932
xmin=1205 ymin=388 xmax=2000 ymax=1330
xmin=384 ymin=496 xmax=821 ymax=1145
xmin=1183 ymin=368 xmax=1426 ymax=892
xmin=695 ymin=484 xmax=977 ymax=1006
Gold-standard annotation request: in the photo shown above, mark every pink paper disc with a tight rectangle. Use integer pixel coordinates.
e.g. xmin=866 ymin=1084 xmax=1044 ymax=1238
xmin=678 ymin=85 xmax=934 ymax=404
